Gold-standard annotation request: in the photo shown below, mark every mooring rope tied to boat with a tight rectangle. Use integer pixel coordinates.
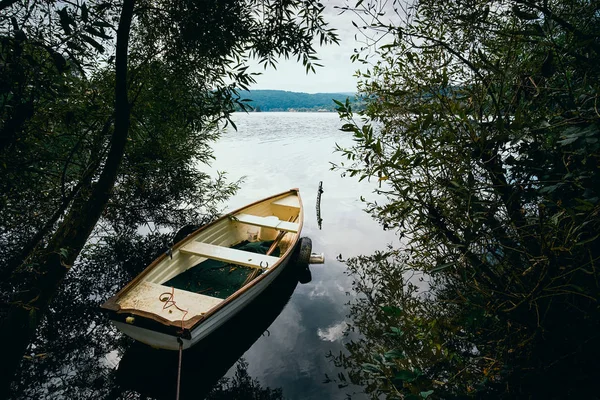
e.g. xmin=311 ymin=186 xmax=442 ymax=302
xmin=158 ymin=289 xmax=186 ymax=400
xmin=176 ymin=337 xmax=183 ymax=400
xmin=159 ymin=286 xmax=188 ymax=332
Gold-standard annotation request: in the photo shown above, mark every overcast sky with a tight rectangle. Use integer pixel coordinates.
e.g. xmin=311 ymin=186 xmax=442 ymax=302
xmin=248 ymin=3 xmax=365 ymax=94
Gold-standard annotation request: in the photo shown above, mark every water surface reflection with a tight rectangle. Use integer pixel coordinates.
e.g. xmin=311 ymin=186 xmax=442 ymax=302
xmin=11 ymin=113 xmax=397 ymax=400
xmin=201 ymin=112 xmax=397 ymax=399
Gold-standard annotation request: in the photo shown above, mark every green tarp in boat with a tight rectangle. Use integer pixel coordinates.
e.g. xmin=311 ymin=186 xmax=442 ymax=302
xmin=163 ymin=241 xmax=280 ymax=299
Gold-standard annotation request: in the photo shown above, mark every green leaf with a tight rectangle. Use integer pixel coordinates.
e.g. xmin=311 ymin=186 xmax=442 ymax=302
xmin=381 ymin=305 xmax=402 ymax=315
xmin=59 ymin=248 xmax=69 ymax=259
xmin=341 ymin=123 xmax=356 ymax=132
xmin=58 ymin=8 xmax=73 ymax=35
xmin=390 ymin=327 xmax=403 ymax=336
xmin=384 ymin=349 xmax=405 ymax=360
xmin=81 ymin=2 xmax=89 ymax=22
xmin=228 ymin=118 xmax=237 ymax=131
xmin=361 ymin=363 xmax=382 ymax=373
xmin=420 ymin=390 xmax=434 ymax=398
xmin=431 ymin=262 xmax=455 ymax=273
xmin=81 ymin=34 xmax=105 ymax=53
xmin=512 ymin=5 xmax=539 ymax=20
xmin=84 ymin=25 xmax=111 ymax=39
xmin=395 ymin=369 xmax=416 ymax=381
xmin=539 ymin=184 xmax=560 ymax=194
xmin=371 ymin=352 xmax=383 ymax=363
xmin=558 ymin=137 xmax=578 ymax=146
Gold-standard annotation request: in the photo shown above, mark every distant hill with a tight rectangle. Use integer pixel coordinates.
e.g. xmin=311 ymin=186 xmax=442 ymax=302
xmin=236 ymin=90 xmax=359 ymax=112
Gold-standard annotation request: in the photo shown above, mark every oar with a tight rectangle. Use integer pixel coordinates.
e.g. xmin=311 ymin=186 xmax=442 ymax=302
xmin=267 ymin=229 xmax=288 ymax=255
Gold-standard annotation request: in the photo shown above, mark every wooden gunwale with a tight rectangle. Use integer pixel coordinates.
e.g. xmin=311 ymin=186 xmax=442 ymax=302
xmin=101 ymin=188 xmax=303 ymax=333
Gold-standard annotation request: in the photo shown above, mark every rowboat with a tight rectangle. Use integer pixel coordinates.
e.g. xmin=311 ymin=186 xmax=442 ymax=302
xmin=101 ymin=189 xmax=308 ymax=350
xmin=115 ymin=259 xmax=302 ymax=399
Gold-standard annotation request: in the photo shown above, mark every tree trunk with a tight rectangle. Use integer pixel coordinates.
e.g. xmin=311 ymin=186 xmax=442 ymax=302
xmin=0 ymin=0 xmax=135 ymax=396
xmin=1 ymin=117 xmax=113 ymax=281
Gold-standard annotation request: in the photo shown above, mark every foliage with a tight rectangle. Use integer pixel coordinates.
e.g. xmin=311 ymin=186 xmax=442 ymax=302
xmin=334 ymin=0 xmax=600 ymax=398
xmin=0 ymin=0 xmax=339 ymax=271
xmin=0 ymin=0 xmax=339 ymax=394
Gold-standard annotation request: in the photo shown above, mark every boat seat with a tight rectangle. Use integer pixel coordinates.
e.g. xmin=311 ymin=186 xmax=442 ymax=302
xmin=117 ymin=281 xmax=222 ymax=322
xmin=179 ymin=242 xmax=280 ymax=269
xmin=231 ymin=213 xmax=299 ymax=233
xmin=272 ymin=195 xmax=301 ymax=209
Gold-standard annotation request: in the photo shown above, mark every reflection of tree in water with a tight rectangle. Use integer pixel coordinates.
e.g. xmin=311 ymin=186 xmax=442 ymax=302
xmin=11 ymin=232 xmax=172 ymax=399
xmin=333 ymin=247 xmax=600 ymax=399
xmin=205 ymin=359 xmax=283 ymax=400
xmin=330 ymin=251 xmax=483 ymax=399
xmin=115 ymin=359 xmax=283 ymax=400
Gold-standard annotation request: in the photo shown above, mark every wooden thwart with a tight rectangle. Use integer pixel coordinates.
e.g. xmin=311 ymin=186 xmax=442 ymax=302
xmin=232 ymin=213 xmax=299 ymax=232
xmin=272 ymin=196 xmax=301 ymax=209
xmin=180 ymin=242 xmax=280 ymax=269
xmin=118 ymin=281 xmax=222 ymax=322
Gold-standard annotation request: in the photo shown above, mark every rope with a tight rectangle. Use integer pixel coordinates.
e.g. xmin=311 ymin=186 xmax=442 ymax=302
xmin=158 ymin=289 xmax=186 ymax=400
xmin=176 ymin=337 xmax=183 ymax=400
xmin=158 ymin=287 xmax=188 ymax=332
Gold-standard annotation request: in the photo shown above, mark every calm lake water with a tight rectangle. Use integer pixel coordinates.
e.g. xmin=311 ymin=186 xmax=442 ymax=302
xmin=40 ymin=112 xmax=397 ymax=400
xmin=194 ymin=112 xmax=397 ymax=399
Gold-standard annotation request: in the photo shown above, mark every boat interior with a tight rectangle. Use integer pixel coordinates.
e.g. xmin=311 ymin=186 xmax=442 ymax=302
xmin=114 ymin=192 xmax=301 ymax=323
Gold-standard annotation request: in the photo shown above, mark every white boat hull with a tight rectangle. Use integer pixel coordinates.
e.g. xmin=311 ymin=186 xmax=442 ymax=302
xmin=111 ymin=254 xmax=291 ymax=350
xmin=101 ymin=189 xmax=304 ymax=350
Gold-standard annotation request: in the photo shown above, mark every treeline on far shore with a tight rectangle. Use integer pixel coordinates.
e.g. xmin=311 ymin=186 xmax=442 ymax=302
xmin=233 ymin=89 xmax=365 ymax=112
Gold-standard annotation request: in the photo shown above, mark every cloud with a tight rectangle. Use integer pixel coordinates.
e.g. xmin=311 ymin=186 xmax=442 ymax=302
xmin=317 ymin=321 xmax=348 ymax=342
xmin=249 ymin=2 xmax=362 ymax=93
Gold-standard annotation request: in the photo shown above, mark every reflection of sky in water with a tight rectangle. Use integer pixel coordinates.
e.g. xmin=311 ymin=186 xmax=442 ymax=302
xmin=317 ymin=321 xmax=348 ymax=342
xmin=203 ymin=112 xmax=397 ymax=399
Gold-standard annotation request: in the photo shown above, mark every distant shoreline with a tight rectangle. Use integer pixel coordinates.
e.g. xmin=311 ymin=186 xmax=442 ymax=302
xmin=232 ymin=110 xmax=338 ymax=113
xmin=234 ymin=89 xmax=362 ymax=112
